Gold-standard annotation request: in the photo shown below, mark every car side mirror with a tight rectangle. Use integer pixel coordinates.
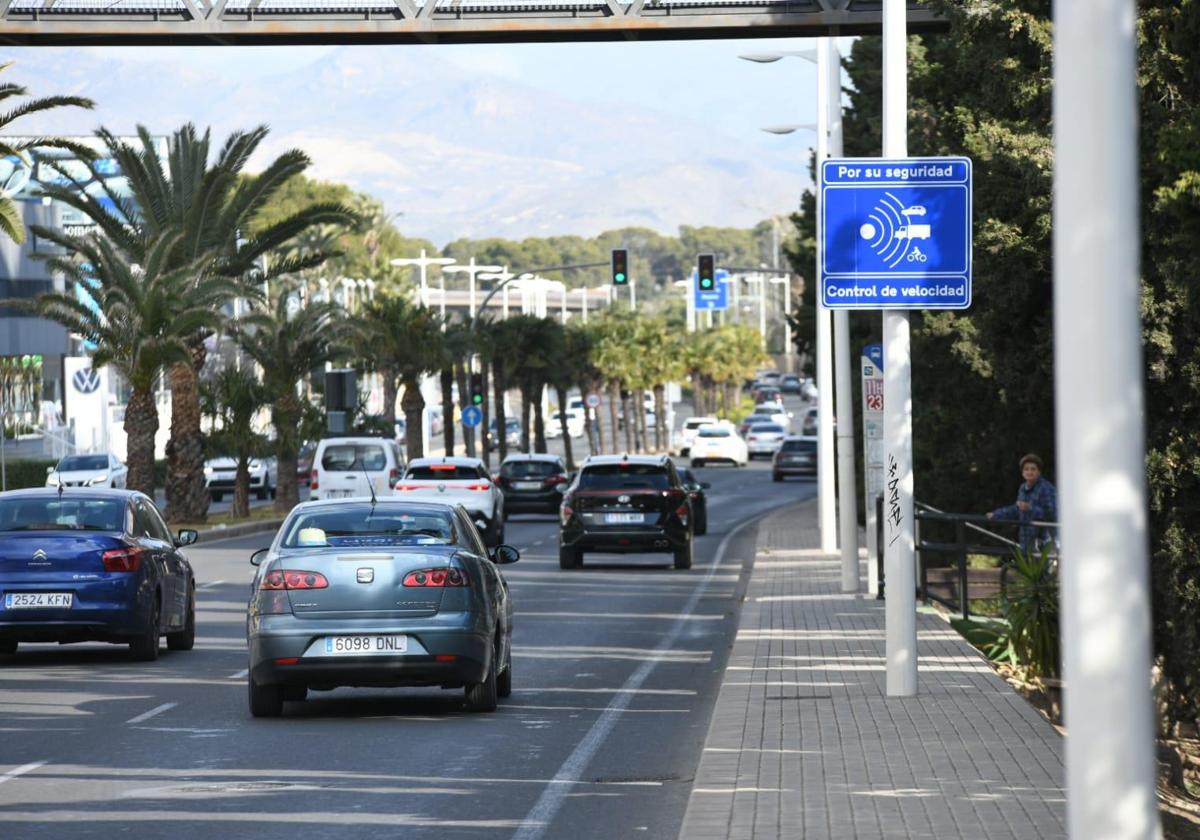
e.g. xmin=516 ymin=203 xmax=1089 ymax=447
xmin=684 ymin=482 xmax=701 ymax=493
xmin=491 ymin=544 xmax=520 ymax=565
xmin=175 ymin=529 xmax=199 ymax=547
xmin=250 ymin=548 xmax=270 ymax=566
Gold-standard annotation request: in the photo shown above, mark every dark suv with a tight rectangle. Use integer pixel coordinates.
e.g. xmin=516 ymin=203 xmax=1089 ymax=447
xmin=496 ymin=453 xmax=569 ymax=515
xmin=559 ymin=455 xmax=693 ymax=570
xmin=773 ymin=435 xmax=818 ymax=480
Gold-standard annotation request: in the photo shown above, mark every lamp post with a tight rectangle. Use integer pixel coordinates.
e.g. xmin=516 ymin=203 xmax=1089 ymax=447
xmin=769 ymin=275 xmax=791 ymax=359
xmin=390 ymin=251 xmax=457 ymax=317
xmin=444 ymin=258 xmax=503 ymax=321
xmin=479 ymin=269 xmax=517 ymax=319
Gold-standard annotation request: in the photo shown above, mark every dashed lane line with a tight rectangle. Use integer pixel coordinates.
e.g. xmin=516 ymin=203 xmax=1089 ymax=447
xmin=126 ymin=703 xmax=177 ymax=725
xmin=0 ymin=761 xmax=47 ymax=787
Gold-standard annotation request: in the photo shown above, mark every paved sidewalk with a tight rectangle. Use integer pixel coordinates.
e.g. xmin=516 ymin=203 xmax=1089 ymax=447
xmin=680 ymin=500 xmax=1066 ymax=839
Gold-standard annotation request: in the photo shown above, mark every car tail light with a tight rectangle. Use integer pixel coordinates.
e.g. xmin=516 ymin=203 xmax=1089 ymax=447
xmin=560 ymin=503 xmax=574 ymax=527
xmin=394 ymin=484 xmax=419 ymax=491
xmin=403 ymin=568 xmax=469 ymax=587
xmin=389 ymin=468 xmax=400 ymax=488
xmin=260 ymin=570 xmax=329 ymax=590
xmin=494 ymin=474 xmax=506 ymax=486
xmin=465 ymin=483 xmax=491 ymax=491
xmin=543 ymin=473 xmax=566 ymax=487
xmin=675 ymin=503 xmax=690 ymax=527
xmin=310 ymin=469 xmax=319 ymax=490
xmin=102 ymin=546 xmax=143 ymax=573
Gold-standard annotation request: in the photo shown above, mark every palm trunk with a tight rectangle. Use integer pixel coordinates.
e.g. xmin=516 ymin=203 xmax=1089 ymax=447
xmin=635 ymin=390 xmax=647 ymax=453
xmin=653 ymin=384 xmax=666 ymax=452
xmin=492 ymin=357 xmax=506 ymax=463
xmin=401 ymin=376 xmax=425 ymax=461
xmin=607 ymin=383 xmax=620 ymax=455
xmin=440 ymin=367 xmax=455 ymax=456
xmin=124 ymin=386 xmax=158 ymax=498
xmin=455 ymin=363 xmax=476 ymax=458
xmin=274 ymin=393 xmax=302 ymax=513
xmin=533 ymin=386 xmax=547 ymax=454
xmin=165 ymin=346 xmax=209 ymax=524
xmin=622 ymin=390 xmax=634 ymax=452
xmin=519 ymin=381 xmax=532 ymax=453
xmin=232 ymin=454 xmax=251 ymax=519
xmin=555 ymin=385 xmax=575 ymax=471
xmin=382 ymin=369 xmax=399 ymax=429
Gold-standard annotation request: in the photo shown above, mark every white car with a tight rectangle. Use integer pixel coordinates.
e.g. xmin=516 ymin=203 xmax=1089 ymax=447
xmin=746 ymin=422 xmax=787 ymax=458
xmin=690 ymin=424 xmax=748 ymax=468
xmin=801 ymin=381 xmax=819 ymax=401
xmin=204 ymin=456 xmax=277 ymax=501
xmin=547 ymin=409 xmax=585 ymax=439
xmin=45 ymin=453 xmax=127 ymax=489
xmin=754 ymin=403 xmax=792 ymax=430
xmin=394 ymin=456 xmax=506 ymax=545
xmin=677 ymin=416 xmax=718 ymax=457
xmin=309 ymin=436 xmax=405 ymax=502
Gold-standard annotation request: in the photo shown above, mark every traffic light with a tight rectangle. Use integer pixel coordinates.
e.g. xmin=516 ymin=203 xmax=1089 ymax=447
xmin=611 ymin=249 xmax=628 ymax=286
xmin=469 ymin=373 xmax=484 ymax=407
xmin=697 ymin=254 xmax=716 ymax=292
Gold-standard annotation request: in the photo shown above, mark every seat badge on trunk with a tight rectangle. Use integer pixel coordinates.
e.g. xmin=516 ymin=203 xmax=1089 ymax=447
xmin=357 ymin=568 xmax=375 ymax=584
xmin=618 ymin=495 xmax=631 ymax=504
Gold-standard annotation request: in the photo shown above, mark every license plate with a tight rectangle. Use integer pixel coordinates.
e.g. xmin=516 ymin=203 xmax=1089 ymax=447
xmin=513 ymin=481 xmax=541 ymax=491
xmin=604 ymin=512 xmax=643 ymax=524
xmin=326 ymin=490 xmax=353 ymax=498
xmin=319 ymin=635 xmax=408 ymax=656
xmin=5 ymin=592 xmax=73 ymax=609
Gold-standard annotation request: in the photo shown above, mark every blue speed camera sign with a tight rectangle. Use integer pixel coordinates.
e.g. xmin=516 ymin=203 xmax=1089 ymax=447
xmin=820 ymin=157 xmax=972 ymax=309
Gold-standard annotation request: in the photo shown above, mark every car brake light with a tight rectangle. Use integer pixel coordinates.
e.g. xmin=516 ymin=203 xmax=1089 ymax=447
xmin=310 ymin=469 xmax=319 ymax=490
xmin=675 ymin=503 xmax=690 ymax=528
xmin=403 ymin=568 xmax=469 ymax=587
xmin=465 ymin=483 xmax=490 ymax=491
xmin=102 ymin=546 xmax=143 ymax=572
xmin=542 ymin=474 xmax=566 ymax=487
xmin=389 ymin=468 xmax=400 ymax=488
xmin=260 ymin=570 xmax=329 ymax=590
xmin=561 ymin=503 xmax=574 ymax=527
xmin=430 ymin=464 xmax=457 ymax=471
xmin=394 ymin=484 xmax=419 ymax=491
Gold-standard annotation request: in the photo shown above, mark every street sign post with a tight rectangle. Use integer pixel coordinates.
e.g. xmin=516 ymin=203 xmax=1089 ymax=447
xmin=820 ymin=157 xmax=972 ymax=309
xmin=860 ymin=344 xmax=884 ymax=595
xmin=584 ymin=393 xmax=601 ymax=409
xmin=690 ymin=269 xmax=730 ymax=311
xmin=461 ymin=405 xmax=482 ymax=428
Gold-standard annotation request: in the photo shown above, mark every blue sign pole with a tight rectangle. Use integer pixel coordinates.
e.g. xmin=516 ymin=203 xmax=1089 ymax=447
xmin=820 ymin=157 xmax=972 ymax=309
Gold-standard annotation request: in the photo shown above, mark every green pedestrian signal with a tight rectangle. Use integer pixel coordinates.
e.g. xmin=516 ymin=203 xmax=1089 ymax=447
xmin=697 ymin=254 xmax=716 ymax=292
xmin=611 ymin=249 xmax=628 ymax=286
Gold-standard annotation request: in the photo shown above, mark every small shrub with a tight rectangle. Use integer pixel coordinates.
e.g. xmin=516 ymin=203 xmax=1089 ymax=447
xmin=996 ymin=544 xmax=1061 ymax=681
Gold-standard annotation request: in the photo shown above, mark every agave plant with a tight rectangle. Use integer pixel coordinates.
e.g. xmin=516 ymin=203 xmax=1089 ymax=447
xmin=988 ymin=543 xmax=1061 ymax=681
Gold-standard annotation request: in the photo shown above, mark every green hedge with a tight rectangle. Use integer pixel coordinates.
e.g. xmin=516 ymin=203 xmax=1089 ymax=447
xmin=1 ymin=458 xmax=168 ymax=491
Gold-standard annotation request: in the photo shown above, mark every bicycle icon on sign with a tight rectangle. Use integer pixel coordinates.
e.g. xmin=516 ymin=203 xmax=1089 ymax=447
xmin=906 ymin=246 xmax=929 ymax=263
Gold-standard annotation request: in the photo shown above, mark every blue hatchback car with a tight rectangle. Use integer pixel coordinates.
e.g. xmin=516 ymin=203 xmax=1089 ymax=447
xmin=0 ymin=489 xmax=198 ymax=661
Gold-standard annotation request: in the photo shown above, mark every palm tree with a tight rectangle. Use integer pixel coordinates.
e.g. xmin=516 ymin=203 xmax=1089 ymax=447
xmin=236 ymin=287 xmax=348 ymax=512
xmin=6 ymin=233 xmax=230 ymax=495
xmin=0 ymin=61 xmax=95 ymax=244
xmin=440 ymin=322 xmax=475 ymax=456
xmin=31 ymin=123 xmax=355 ymax=522
xmin=507 ymin=315 xmax=560 ymax=454
xmin=201 ymin=366 xmax=268 ymax=519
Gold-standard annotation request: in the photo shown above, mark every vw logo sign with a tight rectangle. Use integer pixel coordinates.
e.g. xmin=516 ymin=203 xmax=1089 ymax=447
xmin=32 ymin=549 xmax=47 ymax=561
xmin=72 ymin=367 xmax=102 ymax=395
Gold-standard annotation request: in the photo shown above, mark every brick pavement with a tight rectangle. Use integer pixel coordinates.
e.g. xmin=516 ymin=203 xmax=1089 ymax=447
xmin=679 ymin=500 xmax=1066 ymax=839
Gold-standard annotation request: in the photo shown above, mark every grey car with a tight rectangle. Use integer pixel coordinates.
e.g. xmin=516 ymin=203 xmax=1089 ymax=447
xmin=245 ymin=498 xmax=518 ymax=717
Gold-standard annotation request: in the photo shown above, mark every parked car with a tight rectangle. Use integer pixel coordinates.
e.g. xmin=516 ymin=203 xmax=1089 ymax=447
xmin=0 ymin=488 xmax=196 ymax=660
xmin=675 ymin=466 xmax=710 ymax=535
xmin=547 ymin=409 xmax=584 ymax=439
xmin=559 ymin=454 xmax=694 ymax=570
xmin=677 ymin=416 xmax=718 ymax=457
xmin=309 ymin=436 xmax=405 ymax=502
xmin=496 ymin=453 xmax=569 ymax=516
xmin=801 ymin=381 xmax=819 ymax=401
xmin=204 ymin=456 xmax=277 ymax=501
xmin=773 ymin=435 xmax=818 ymax=480
xmin=244 ymin=497 xmax=518 ymax=717
xmin=395 ymin=457 xmax=506 ymax=545
xmin=746 ymin=422 xmax=787 ymax=459
xmin=690 ymin=424 xmax=749 ymax=468
xmin=394 ymin=419 xmax=407 ymax=447
xmin=801 ymin=407 xmax=819 ymax=436
xmin=296 ymin=441 xmax=317 ymax=480
xmin=487 ymin=417 xmax=523 ymax=450
xmin=45 ymin=453 xmax=127 ymax=489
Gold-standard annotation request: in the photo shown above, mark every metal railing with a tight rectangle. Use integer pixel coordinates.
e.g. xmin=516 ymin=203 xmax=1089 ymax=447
xmin=874 ymin=495 xmax=1058 ymax=620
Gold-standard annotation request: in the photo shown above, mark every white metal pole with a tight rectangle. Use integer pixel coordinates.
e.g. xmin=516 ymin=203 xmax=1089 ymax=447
xmin=782 ymin=278 xmax=792 ymax=367
xmin=1055 ymin=2 xmax=1158 ymax=837
xmin=828 ymin=39 xmax=860 ymax=593
xmin=469 ymin=258 xmax=477 ymax=320
xmin=561 ymin=287 xmax=567 ymax=324
xmin=757 ymin=276 xmax=767 ymax=351
xmin=439 ymin=274 xmax=446 ymax=322
xmin=815 ymin=37 xmax=838 ymax=555
xmin=630 ymin=278 xmax=636 ymax=312
xmin=732 ymin=273 xmax=740 ymax=323
xmin=882 ymin=0 xmax=917 ymax=697
xmin=582 ymin=288 xmax=588 ymax=324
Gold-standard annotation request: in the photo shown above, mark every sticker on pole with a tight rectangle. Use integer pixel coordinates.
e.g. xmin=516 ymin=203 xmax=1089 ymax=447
xmin=461 ymin=406 xmax=482 ymax=428
xmin=820 ymin=157 xmax=972 ymax=309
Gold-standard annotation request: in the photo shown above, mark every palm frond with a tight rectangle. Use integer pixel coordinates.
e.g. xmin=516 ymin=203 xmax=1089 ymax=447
xmin=0 ymin=95 xmax=94 ymax=130
xmin=0 ymin=197 xmax=25 ymax=244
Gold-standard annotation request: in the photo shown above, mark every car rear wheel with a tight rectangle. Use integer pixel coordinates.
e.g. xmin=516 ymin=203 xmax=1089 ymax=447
xmin=464 ymin=644 xmax=499 ymax=713
xmin=674 ymin=540 xmax=693 ymax=570
xmin=559 ymin=545 xmax=581 ymax=570
xmin=0 ymin=639 xmax=17 ymax=655
xmin=166 ymin=585 xmax=196 ymax=651
xmin=129 ymin=597 xmax=161 ymax=662
xmin=249 ymin=679 xmax=283 ymax=717
xmin=256 ymin=485 xmax=269 ymax=500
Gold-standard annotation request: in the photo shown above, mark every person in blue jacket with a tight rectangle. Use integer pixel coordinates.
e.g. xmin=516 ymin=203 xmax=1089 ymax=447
xmin=987 ymin=453 xmax=1058 ymax=553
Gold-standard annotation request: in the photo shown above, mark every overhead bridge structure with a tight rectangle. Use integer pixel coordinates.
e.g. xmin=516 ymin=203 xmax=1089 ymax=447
xmin=0 ymin=0 xmax=943 ymax=46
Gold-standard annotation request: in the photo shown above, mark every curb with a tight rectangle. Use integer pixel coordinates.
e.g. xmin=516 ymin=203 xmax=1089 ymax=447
xmin=194 ymin=517 xmax=285 ymax=545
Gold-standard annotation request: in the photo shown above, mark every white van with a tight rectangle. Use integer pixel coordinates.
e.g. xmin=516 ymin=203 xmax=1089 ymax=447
xmin=309 ymin=436 xmax=405 ymax=501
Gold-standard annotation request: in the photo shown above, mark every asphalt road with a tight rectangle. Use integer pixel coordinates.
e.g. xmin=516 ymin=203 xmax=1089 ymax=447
xmin=0 ymin=424 xmax=815 ymax=839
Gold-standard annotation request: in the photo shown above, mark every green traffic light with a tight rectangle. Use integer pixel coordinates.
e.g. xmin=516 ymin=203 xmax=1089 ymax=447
xmin=472 ymin=394 xmax=483 ymax=405
xmin=615 ymin=272 xmax=625 ymax=283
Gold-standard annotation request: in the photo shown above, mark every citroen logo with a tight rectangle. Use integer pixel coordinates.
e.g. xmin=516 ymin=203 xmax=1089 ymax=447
xmin=32 ymin=549 xmax=47 ymax=561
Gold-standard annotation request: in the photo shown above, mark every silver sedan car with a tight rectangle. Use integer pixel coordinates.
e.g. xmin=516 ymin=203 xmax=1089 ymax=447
xmin=245 ymin=498 xmax=517 ymax=717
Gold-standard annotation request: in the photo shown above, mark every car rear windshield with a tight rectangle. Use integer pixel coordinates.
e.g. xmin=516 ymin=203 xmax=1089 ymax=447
xmin=579 ymin=464 xmax=670 ymax=490
xmin=698 ymin=427 xmax=731 ymax=438
xmin=0 ymin=497 xmax=125 ymax=532
xmin=321 ymin=444 xmax=387 ymax=472
xmin=57 ymin=455 xmax=108 ymax=471
xmin=405 ymin=465 xmax=484 ymax=480
xmin=780 ymin=439 xmax=817 ymax=453
xmin=501 ymin=461 xmax=560 ymax=478
xmin=684 ymin=420 xmax=712 ymax=430
xmin=282 ymin=505 xmax=456 ymax=547
xmin=752 ymin=423 xmax=785 ymax=433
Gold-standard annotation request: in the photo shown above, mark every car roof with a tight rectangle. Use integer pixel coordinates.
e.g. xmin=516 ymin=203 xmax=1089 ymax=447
xmin=317 ymin=436 xmax=397 ymax=445
xmin=288 ymin=496 xmax=464 ymax=513
xmin=408 ymin=455 xmax=486 ymax=468
xmin=501 ymin=453 xmax=563 ymax=464
xmin=582 ymin=453 xmax=671 ymax=467
xmin=0 ymin=487 xmax=142 ymax=500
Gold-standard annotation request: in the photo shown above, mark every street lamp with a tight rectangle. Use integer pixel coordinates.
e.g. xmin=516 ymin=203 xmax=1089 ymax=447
xmin=761 ymin=123 xmax=818 ymax=135
xmin=390 ymin=251 xmax=457 ymax=318
xmin=443 ymin=259 xmax=503 ymax=321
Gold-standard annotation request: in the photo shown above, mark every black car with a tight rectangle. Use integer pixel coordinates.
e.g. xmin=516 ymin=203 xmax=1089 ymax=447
xmin=559 ymin=455 xmax=693 ymax=570
xmin=496 ymin=453 xmax=569 ymax=515
xmin=773 ymin=435 xmax=818 ymax=480
xmin=675 ymin=467 xmax=710 ymax=535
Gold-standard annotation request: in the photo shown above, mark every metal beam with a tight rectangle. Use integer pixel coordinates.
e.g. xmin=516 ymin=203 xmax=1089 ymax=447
xmin=0 ymin=2 xmax=945 ymax=46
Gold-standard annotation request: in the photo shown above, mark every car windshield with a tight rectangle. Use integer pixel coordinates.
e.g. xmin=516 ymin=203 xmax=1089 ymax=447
xmin=579 ymin=464 xmax=670 ymax=490
xmin=752 ymin=423 xmax=785 ymax=433
xmin=405 ymin=465 xmax=483 ymax=480
xmin=685 ymin=420 xmax=713 ymax=430
xmin=57 ymin=455 xmax=108 ymax=471
xmin=321 ymin=444 xmax=387 ymax=472
xmin=281 ymin=505 xmax=455 ymax=547
xmin=781 ymin=439 xmax=817 ymax=453
xmin=0 ymin=497 xmax=125 ymax=532
xmin=501 ymin=461 xmax=559 ymax=478
xmin=698 ymin=427 xmax=731 ymax=438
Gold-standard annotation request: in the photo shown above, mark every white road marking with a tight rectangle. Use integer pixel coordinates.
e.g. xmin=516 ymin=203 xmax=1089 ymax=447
xmin=126 ymin=703 xmax=177 ymax=725
xmin=227 ymin=669 xmax=249 ymax=680
xmin=198 ymin=580 xmax=225 ymax=589
xmin=0 ymin=761 xmax=46 ymax=787
xmin=510 ymin=512 xmax=759 ymax=840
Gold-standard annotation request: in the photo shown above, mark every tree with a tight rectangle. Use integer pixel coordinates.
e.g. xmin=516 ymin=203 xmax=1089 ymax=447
xmin=0 ymin=61 xmax=95 ymax=244
xmin=8 ymin=233 xmax=229 ymax=495
xmin=32 ymin=123 xmax=355 ymax=523
xmin=201 ymin=366 xmax=268 ymax=519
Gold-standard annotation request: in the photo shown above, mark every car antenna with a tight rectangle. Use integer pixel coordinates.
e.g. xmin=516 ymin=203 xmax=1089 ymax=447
xmin=360 ymin=458 xmax=377 ymax=508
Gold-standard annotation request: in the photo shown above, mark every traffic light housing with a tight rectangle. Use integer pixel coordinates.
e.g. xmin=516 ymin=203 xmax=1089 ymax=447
xmin=469 ymin=373 xmax=484 ymax=407
xmin=611 ymin=249 xmax=628 ymax=286
xmin=697 ymin=254 xmax=716 ymax=292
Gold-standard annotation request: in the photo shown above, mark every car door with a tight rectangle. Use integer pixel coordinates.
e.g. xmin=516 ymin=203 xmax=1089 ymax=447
xmin=455 ymin=507 xmax=509 ymax=658
xmin=142 ymin=499 xmax=190 ymax=627
xmin=131 ymin=498 xmax=176 ymax=624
